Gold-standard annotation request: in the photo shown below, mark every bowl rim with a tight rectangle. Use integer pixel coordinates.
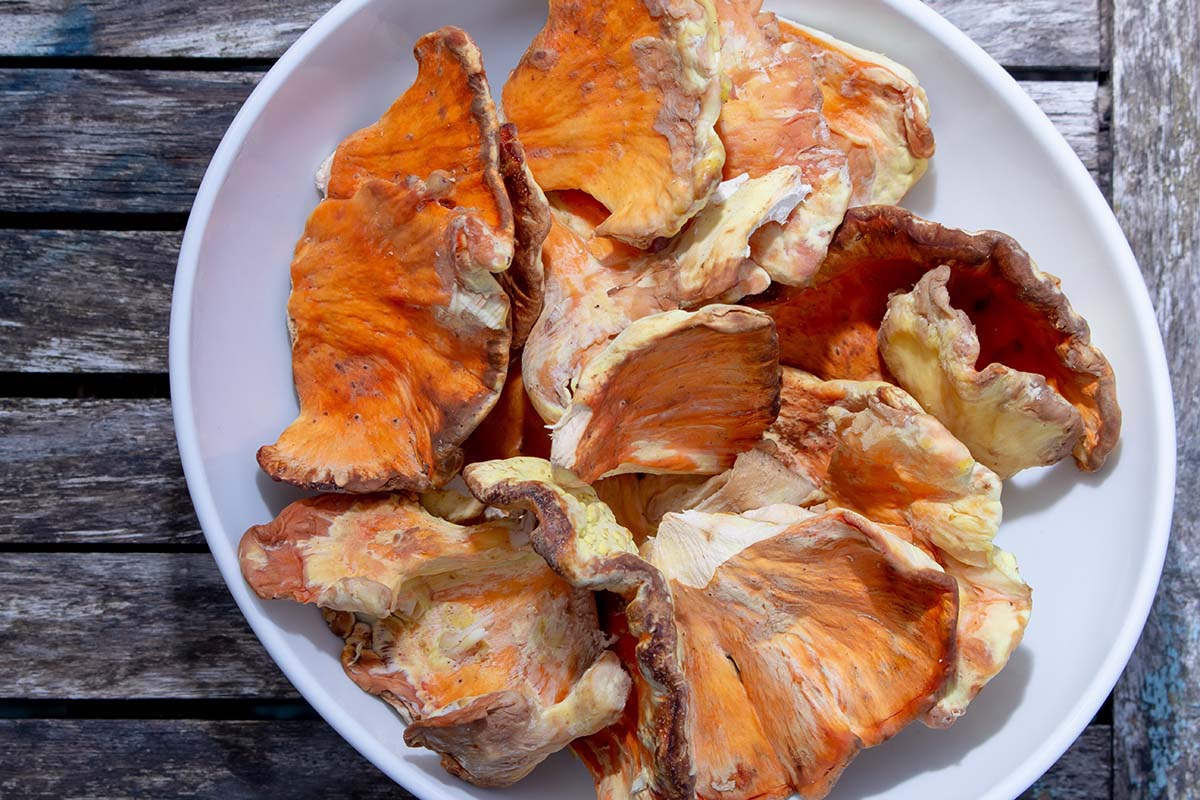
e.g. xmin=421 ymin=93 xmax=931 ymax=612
xmin=169 ymin=1 xmax=1177 ymax=798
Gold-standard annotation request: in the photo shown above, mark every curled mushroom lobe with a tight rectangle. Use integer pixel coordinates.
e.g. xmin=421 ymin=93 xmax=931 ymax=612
xmin=238 ymin=493 xmax=628 ymax=786
xmin=503 ymin=0 xmax=726 ymax=247
xmin=496 ymin=123 xmax=551 ymax=349
xmin=768 ymin=368 xmax=1032 ymax=725
xmin=466 ymin=459 xmax=959 ymax=799
xmin=879 ymin=266 xmax=1084 ymax=478
xmin=748 ymin=205 xmax=1120 ymax=472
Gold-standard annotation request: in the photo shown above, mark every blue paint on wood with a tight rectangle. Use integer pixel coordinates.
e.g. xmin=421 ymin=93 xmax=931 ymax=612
xmin=51 ymin=2 xmax=96 ymax=56
xmin=1133 ymin=617 xmax=1199 ymax=796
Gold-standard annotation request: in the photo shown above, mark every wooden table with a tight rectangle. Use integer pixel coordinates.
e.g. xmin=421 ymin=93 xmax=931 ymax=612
xmin=0 ymin=1 xmax=1194 ymax=797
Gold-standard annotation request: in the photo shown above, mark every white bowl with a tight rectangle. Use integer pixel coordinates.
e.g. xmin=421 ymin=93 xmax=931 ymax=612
xmin=170 ymin=1 xmax=1176 ymax=798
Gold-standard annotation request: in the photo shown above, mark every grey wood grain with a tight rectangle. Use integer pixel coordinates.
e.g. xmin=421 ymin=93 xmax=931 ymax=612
xmin=0 ymin=69 xmax=258 ymax=214
xmin=0 ymin=0 xmax=1099 ymax=68
xmin=1111 ymin=0 xmax=1200 ymax=798
xmin=0 ymin=399 xmax=201 ymax=545
xmin=0 ymin=718 xmax=1109 ymax=799
xmin=0 ymin=230 xmax=179 ymax=372
xmin=1021 ymin=81 xmax=1100 ymax=175
xmin=0 ymin=720 xmax=414 ymax=799
xmin=0 ymin=552 xmax=295 ymax=697
xmin=0 ymin=0 xmax=337 ymax=59
xmin=924 ymin=0 xmax=1100 ymax=69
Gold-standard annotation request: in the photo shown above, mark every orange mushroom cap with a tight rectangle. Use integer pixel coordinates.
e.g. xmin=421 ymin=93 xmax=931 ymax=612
xmin=767 ymin=369 xmax=1032 ymax=726
xmin=465 ymin=460 xmax=958 ymax=800
xmin=503 ymin=0 xmax=726 ymax=247
xmin=257 ymin=178 xmax=510 ymax=492
xmin=645 ymin=507 xmax=958 ymax=799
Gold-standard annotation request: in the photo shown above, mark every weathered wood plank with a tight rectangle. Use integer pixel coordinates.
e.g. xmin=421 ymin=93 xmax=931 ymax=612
xmin=0 ymin=230 xmax=179 ymax=372
xmin=0 ymin=719 xmax=415 ymax=799
xmin=0 ymin=399 xmax=201 ymax=545
xmin=0 ymin=552 xmax=295 ymax=697
xmin=924 ymin=0 xmax=1100 ymax=69
xmin=0 ymin=0 xmax=337 ymax=59
xmin=1019 ymin=725 xmax=1113 ymax=800
xmin=1021 ymin=81 xmax=1099 ymax=176
xmin=0 ymin=718 xmax=1109 ymax=799
xmin=0 ymin=69 xmax=258 ymax=214
xmin=0 ymin=0 xmax=1099 ymax=68
xmin=1111 ymin=0 xmax=1200 ymax=798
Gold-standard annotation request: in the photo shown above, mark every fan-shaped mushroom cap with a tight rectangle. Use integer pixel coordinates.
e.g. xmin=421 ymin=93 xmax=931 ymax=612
xmin=748 ymin=205 xmax=1120 ymax=471
xmin=240 ymin=493 xmax=529 ymax=616
xmin=467 ymin=460 xmax=958 ymax=798
xmin=551 ymin=306 xmax=782 ymax=482
xmin=778 ymin=19 xmax=935 ymax=205
xmin=880 ymin=266 xmax=1085 ymax=478
xmin=256 ymin=179 xmax=510 ymax=493
xmin=464 ymin=458 xmax=695 ymax=800
xmin=767 ymin=370 xmax=1032 ymax=725
xmin=713 ymin=0 xmax=852 ymax=286
xmin=503 ymin=0 xmax=726 ymax=247
xmin=643 ymin=507 xmax=958 ymax=800
xmin=241 ymin=493 xmax=628 ymax=786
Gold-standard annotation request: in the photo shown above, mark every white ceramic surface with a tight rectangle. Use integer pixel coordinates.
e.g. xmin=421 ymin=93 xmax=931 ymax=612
xmin=170 ymin=1 xmax=1176 ymax=798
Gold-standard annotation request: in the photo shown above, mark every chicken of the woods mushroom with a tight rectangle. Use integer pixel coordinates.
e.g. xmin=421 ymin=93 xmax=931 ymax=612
xmin=259 ymin=27 xmax=546 ymax=493
xmin=240 ymin=3 xmax=1128 ymax=797
xmin=550 ymin=305 xmax=782 ymax=482
xmin=503 ymin=0 xmax=726 ymax=247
